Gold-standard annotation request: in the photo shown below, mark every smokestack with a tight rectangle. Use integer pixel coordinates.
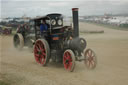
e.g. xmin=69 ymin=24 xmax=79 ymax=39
xmin=72 ymin=8 xmax=79 ymax=37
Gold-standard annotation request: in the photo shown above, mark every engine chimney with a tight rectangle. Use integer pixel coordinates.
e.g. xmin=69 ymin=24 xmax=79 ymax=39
xmin=72 ymin=8 xmax=79 ymax=37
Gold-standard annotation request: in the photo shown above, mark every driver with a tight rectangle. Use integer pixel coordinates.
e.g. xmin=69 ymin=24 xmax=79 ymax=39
xmin=40 ymin=20 xmax=48 ymax=33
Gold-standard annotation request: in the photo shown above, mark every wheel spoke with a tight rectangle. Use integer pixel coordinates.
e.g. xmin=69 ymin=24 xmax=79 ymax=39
xmin=88 ymin=50 xmax=92 ymax=57
xmin=35 ymin=54 xmax=40 ymax=63
xmin=91 ymin=60 xmax=95 ymax=66
xmin=88 ymin=60 xmax=92 ymax=68
xmin=64 ymin=55 xmax=67 ymax=60
xmin=35 ymin=46 xmax=40 ymax=51
xmin=65 ymin=53 xmax=68 ymax=58
xmin=35 ymin=54 xmax=39 ymax=57
xmin=68 ymin=56 xmax=72 ymax=62
xmin=40 ymin=55 xmax=45 ymax=64
xmin=36 ymin=43 xmax=41 ymax=49
xmin=36 ymin=42 xmax=45 ymax=52
xmin=64 ymin=63 xmax=68 ymax=69
xmin=41 ymin=48 xmax=45 ymax=52
xmin=42 ymin=52 xmax=46 ymax=56
xmin=91 ymin=52 xmax=94 ymax=57
xmin=66 ymin=52 xmax=70 ymax=60
xmin=90 ymin=50 xmax=92 ymax=56
xmin=35 ymin=57 xmax=39 ymax=63
xmin=87 ymin=52 xmax=90 ymax=57
xmin=68 ymin=62 xmax=72 ymax=70
xmin=40 ymin=42 xmax=44 ymax=49
xmin=38 ymin=44 xmax=42 ymax=50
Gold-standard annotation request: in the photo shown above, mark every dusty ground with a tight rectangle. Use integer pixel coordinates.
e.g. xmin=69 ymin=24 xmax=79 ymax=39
xmin=0 ymin=22 xmax=128 ymax=85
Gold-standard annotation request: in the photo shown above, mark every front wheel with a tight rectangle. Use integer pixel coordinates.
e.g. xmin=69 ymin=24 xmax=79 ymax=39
xmin=84 ymin=48 xmax=97 ymax=69
xmin=63 ymin=50 xmax=75 ymax=72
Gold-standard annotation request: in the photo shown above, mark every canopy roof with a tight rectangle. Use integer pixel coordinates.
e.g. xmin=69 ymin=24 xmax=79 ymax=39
xmin=31 ymin=13 xmax=62 ymax=20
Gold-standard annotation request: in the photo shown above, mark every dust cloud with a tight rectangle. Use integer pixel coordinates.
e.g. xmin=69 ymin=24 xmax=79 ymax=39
xmin=1 ymin=22 xmax=128 ymax=85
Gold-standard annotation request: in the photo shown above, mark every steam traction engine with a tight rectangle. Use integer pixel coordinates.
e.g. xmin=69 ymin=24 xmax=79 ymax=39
xmin=33 ymin=8 xmax=97 ymax=72
xmin=13 ymin=21 xmax=35 ymax=50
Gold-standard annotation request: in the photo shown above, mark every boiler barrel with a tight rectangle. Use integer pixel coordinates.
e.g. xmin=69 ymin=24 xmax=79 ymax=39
xmin=68 ymin=38 xmax=87 ymax=52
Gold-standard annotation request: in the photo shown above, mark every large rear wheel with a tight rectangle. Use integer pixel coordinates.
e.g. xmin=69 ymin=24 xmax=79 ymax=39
xmin=34 ymin=39 xmax=50 ymax=66
xmin=63 ymin=50 xmax=75 ymax=72
xmin=13 ymin=33 xmax=24 ymax=50
xmin=84 ymin=48 xmax=97 ymax=69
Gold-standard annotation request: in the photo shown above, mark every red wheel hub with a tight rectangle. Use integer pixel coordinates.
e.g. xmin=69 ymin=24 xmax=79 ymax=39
xmin=34 ymin=40 xmax=46 ymax=64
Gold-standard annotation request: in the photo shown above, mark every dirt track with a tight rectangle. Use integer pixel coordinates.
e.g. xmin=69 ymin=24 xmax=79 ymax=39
xmin=1 ymin=22 xmax=128 ymax=85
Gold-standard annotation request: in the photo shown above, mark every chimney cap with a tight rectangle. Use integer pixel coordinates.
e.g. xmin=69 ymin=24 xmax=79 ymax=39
xmin=72 ymin=8 xmax=79 ymax=11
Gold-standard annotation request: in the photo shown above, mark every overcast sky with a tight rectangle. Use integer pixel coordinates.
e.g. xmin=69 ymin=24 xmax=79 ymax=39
xmin=1 ymin=0 xmax=128 ymax=18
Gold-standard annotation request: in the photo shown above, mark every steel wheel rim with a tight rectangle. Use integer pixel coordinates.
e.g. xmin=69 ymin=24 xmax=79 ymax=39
xmin=84 ymin=49 xmax=96 ymax=69
xmin=34 ymin=40 xmax=46 ymax=64
xmin=63 ymin=51 xmax=73 ymax=71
